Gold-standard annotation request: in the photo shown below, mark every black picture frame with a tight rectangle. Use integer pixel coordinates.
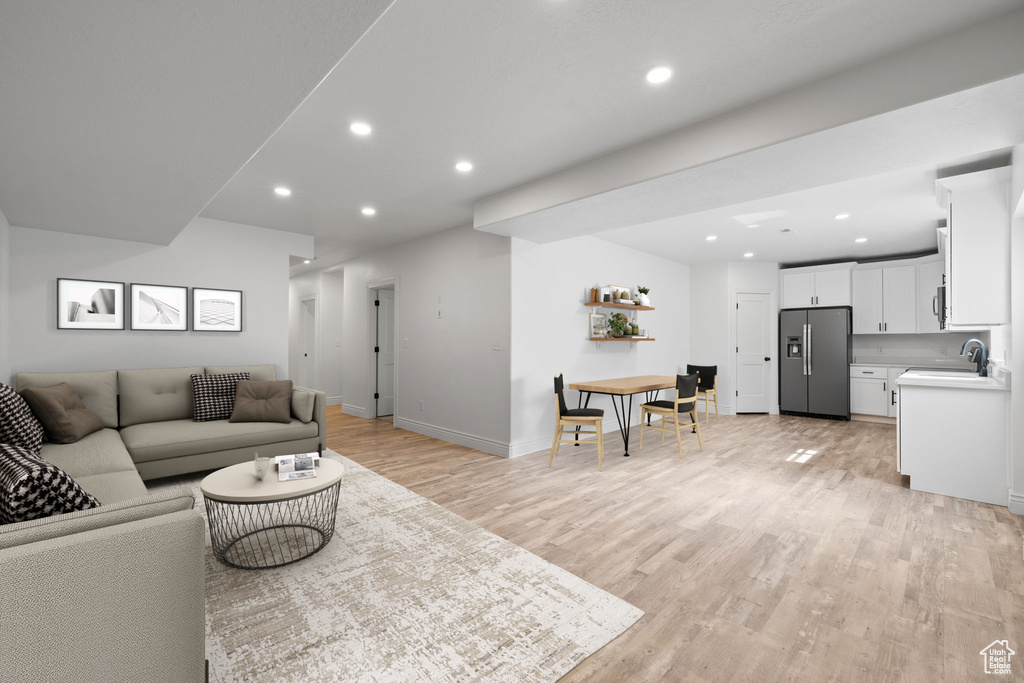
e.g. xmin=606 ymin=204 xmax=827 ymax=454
xmin=56 ymin=278 xmax=125 ymax=330
xmin=191 ymin=288 xmax=243 ymax=332
xmin=130 ymin=283 xmax=188 ymax=331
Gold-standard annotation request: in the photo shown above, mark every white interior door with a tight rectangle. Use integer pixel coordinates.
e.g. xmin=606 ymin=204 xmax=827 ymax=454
xmin=301 ymin=298 xmax=316 ymax=389
xmin=376 ymin=289 xmax=395 ymax=417
xmin=736 ymin=292 xmax=771 ymax=413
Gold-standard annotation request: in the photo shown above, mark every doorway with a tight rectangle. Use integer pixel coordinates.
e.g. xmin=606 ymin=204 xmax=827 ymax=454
xmin=374 ymin=287 xmax=396 ymax=418
xmin=735 ymin=291 xmax=772 ymax=413
xmin=300 ymin=296 xmax=317 ymax=390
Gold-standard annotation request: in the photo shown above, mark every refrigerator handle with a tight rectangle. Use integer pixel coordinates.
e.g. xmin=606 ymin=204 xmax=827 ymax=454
xmin=806 ymin=324 xmax=812 ymax=375
xmin=801 ymin=324 xmax=807 ymax=375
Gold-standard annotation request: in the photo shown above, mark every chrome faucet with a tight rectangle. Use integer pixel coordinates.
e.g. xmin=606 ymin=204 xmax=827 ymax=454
xmin=960 ymin=339 xmax=987 ymax=377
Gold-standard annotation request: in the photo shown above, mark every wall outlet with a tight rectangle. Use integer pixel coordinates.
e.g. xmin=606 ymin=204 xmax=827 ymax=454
xmin=403 ymin=337 xmax=409 ymax=349
xmin=418 ymin=400 xmax=424 ymax=411
xmin=876 ymin=346 xmax=883 ymax=354
xmin=491 ymin=339 xmax=501 ymax=351
xmin=335 ymin=339 xmax=341 ymax=348
xmin=940 ymin=347 xmax=947 ymax=355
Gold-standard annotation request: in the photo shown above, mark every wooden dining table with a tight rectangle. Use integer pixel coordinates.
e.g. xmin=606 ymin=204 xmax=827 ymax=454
xmin=567 ymin=375 xmax=677 ymax=457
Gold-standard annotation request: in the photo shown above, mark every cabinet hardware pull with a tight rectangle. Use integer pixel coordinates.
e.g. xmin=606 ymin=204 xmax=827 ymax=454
xmin=891 ymin=390 xmax=896 ymax=406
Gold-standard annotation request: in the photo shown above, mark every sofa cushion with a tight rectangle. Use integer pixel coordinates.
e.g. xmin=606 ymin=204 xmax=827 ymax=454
xmin=19 ymin=383 xmax=104 ymax=444
xmin=291 ymin=388 xmax=316 ymax=423
xmin=118 ymin=366 xmax=204 ymax=427
xmin=16 ymin=370 xmax=119 ymax=429
xmin=205 ymin=364 xmax=277 ymax=382
xmin=72 ymin=471 xmax=149 ymax=504
xmin=230 ymin=380 xmax=292 ymax=424
xmin=191 ymin=372 xmax=249 ymax=422
xmin=121 ymin=418 xmax=319 ymax=464
xmin=0 ymin=485 xmax=194 ymax=551
xmin=38 ymin=428 xmax=137 ymax=480
xmin=0 ymin=444 xmax=101 ymax=523
xmin=0 ymin=383 xmax=45 ymax=454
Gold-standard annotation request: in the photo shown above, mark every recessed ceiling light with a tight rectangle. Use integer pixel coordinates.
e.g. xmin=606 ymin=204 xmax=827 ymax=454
xmin=455 ymin=160 xmax=473 ymax=173
xmin=706 ymin=235 xmax=717 ymax=241
xmin=747 ymin=224 xmax=760 ymax=228
xmin=274 ymin=187 xmax=291 ymax=197
xmin=855 ymin=237 xmax=868 ymax=243
xmin=835 ymin=213 xmax=851 ymax=220
xmin=744 ymin=252 xmax=754 ymax=258
xmin=350 ymin=121 xmax=372 ymax=136
xmin=303 ymin=259 xmax=310 ymax=264
xmin=646 ymin=66 xmax=672 ymax=84
xmin=361 ymin=207 xmax=376 ymax=216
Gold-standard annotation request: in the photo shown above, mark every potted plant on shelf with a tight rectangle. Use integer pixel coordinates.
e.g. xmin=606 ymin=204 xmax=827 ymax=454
xmin=608 ymin=312 xmax=629 ymax=337
xmin=636 ymin=286 xmax=650 ymax=307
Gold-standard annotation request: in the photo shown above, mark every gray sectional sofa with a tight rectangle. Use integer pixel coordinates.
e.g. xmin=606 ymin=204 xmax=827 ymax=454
xmin=0 ymin=364 xmax=327 ymax=683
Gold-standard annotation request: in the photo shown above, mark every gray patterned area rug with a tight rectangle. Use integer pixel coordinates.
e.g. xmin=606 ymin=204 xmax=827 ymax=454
xmin=154 ymin=451 xmax=643 ymax=682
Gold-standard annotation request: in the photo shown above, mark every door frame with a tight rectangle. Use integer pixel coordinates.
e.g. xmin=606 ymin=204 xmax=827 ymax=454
xmin=367 ymin=277 xmax=399 ymax=419
xmin=299 ymin=294 xmax=319 ymax=391
xmin=731 ymin=288 xmax=778 ymax=415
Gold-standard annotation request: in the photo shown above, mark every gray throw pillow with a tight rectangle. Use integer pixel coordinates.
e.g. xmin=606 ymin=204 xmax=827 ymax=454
xmin=0 ymin=383 xmax=45 ymax=454
xmin=230 ymin=380 xmax=293 ymax=424
xmin=190 ymin=372 xmax=250 ymax=422
xmin=0 ymin=443 xmax=101 ymax=524
xmin=19 ymin=383 xmax=105 ymax=444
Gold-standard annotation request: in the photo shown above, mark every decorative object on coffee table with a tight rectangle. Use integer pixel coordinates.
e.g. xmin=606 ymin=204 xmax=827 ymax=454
xmin=57 ymin=278 xmax=125 ymax=330
xmin=192 ymin=287 xmax=242 ymax=332
xmin=130 ymin=283 xmax=187 ymax=331
xmin=200 ymin=458 xmax=344 ymax=569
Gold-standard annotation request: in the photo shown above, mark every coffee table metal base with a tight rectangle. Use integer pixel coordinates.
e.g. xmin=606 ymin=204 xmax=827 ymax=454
xmin=204 ymin=483 xmax=342 ymax=569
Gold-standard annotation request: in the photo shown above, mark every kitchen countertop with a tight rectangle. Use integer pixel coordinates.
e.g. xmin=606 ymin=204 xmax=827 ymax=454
xmin=895 ymin=369 xmax=1007 ymax=391
xmin=851 ymin=357 xmax=975 ymax=370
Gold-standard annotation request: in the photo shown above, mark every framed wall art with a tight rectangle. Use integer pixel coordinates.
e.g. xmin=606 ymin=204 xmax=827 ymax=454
xmin=130 ymin=283 xmax=188 ymax=331
xmin=589 ymin=312 xmax=607 ymax=338
xmin=192 ymin=288 xmax=243 ymax=332
xmin=57 ymin=278 xmax=125 ymax=330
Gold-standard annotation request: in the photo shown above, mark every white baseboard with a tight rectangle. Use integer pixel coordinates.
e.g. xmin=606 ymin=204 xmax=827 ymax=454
xmin=393 ymin=416 xmax=511 ymax=458
xmin=1008 ymin=490 xmax=1024 ymax=515
xmin=327 ymin=396 xmax=343 ymax=406
xmin=342 ymin=403 xmax=372 ymax=419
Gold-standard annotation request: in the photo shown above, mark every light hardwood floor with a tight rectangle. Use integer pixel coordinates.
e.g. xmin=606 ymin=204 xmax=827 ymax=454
xmin=327 ymin=407 xmax=1024 ymax=682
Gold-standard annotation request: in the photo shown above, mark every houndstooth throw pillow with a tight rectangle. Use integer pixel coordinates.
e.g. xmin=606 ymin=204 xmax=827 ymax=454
xmin=0 ymin=383 xmax=45 ymax=454
xmin=0 ymin=443 xmax=101 ymax=523
xmin=191 ymin=372 xmax=250 ymax=422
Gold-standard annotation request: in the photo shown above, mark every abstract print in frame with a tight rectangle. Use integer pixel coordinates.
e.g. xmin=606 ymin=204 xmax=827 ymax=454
xmin=192 ymin=288 xmax=243 ymax=332
xmin=130 ymin=283 xmax=188 ymax=331
xmin=56 ymin=278 xmax=125 ymax=330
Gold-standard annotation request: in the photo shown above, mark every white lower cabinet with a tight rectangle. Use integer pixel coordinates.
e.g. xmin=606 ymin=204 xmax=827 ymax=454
xmin=886 ymin=367 xmax=907 ymax=418
xmin=850 ymin=366 xmax=888 ymax=416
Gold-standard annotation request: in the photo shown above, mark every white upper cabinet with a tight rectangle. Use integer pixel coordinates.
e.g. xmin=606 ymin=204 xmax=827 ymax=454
xmin=936 ymin=167 xmax=1011 ymax=327
xmin=852 ymin=265 xmax=916 ymax=334
xmin=781 ymin=265 xmax=852 ymax=308
xmin=852 ymin=269 xmax=883 ymax=334
xmin=916 ymin=258 xmax=944 ymax=333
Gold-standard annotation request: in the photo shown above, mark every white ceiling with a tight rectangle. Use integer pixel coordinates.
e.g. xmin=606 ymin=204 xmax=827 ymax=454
xmin=0 ymin=0 xmax=393 ymax=243
xmin=2 ymin=0 xmax=1023 ymax=267
xmin=195 ymin=0 xmax=1024 ymax=271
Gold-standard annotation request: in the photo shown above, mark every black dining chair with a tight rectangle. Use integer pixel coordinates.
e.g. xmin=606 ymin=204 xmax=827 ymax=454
xmin=686 ymin=364 xmax=718 ymax=424
xmin=639 ymin=373 xmax=704 ymax=458
xmin=550 ymin=374 xmax=606 ymax=471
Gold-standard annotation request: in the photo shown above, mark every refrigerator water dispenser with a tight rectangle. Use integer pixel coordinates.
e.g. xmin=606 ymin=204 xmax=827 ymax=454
xmin=786 ymin=336 xmax=803 ymax=359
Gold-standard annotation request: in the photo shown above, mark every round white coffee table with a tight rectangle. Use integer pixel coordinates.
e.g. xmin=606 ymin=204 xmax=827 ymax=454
xmin=200 ymin=458 xmax=344 ymax=569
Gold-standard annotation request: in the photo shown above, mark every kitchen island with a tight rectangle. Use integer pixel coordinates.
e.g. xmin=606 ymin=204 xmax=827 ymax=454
xmin=896 ymin=369 xmax=1009 ymax=506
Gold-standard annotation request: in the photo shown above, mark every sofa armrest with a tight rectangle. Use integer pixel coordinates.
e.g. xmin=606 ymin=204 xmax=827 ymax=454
xmin=0 ymin=510 xmax=206 ymax=683
xmin=293 ymin=386 xmax=327 ymax=451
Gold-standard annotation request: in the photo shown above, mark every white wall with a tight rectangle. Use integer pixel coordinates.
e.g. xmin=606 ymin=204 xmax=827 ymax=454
xmin=287 ymin=270 xmax=343 ymax=403
xmin=1009 ymin=144 xmax=1024 ymax=513
xmin=0 ymin=207 xmax=10 ymax=383
xmin=510 ymin=236 xmax=691 ymax=457
xmin=337 ymin=225 xmax=511 ymax=455
xmin=689 ymin=261 xmax=780 ymax=415
xmin=7 ymin=217 xmax=311 ymax=380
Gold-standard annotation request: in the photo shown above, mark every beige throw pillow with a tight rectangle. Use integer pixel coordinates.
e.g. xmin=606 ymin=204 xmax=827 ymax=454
xmin=19 ymin=383 xmax=104 ymax=444
xmin=230 ymin=380 xmax=293 ymax=424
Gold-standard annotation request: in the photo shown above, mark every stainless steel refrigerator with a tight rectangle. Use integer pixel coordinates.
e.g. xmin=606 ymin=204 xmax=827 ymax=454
xmin=779 ymin=306 xmax=851 ymax=419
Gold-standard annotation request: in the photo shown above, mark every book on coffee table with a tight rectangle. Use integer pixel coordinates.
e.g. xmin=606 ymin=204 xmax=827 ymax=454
xmin=277 ymin=454 xmax=317 ymax=481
